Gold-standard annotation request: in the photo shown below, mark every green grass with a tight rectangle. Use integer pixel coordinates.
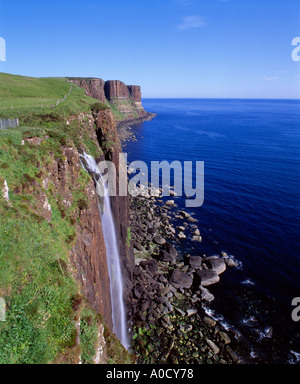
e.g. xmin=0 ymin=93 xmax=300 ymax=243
xmin=0 ymin=73 xmax=93 ymax=111
xmin=0 ymin=130 xmax=92 ymax=362
xmin=0 ymin=72 xmax=108 ymax=123
xmin=79 ymin=308 xmax=100 ymax=364
xmin=107 ymin=99 xmax=139 ymax=121
xmin=0 ymin=211 xmax=78 ymax=363
xmin=0 ymin=73 xmax=109 ymax=159
xmin=126 ymin=227 xmax=132 ymax=248
xmin=0 ymin=73 xmax=67 ymax=107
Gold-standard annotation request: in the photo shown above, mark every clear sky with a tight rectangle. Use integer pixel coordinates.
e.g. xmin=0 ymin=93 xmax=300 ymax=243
xmin=0 ymin=0 xmax=300 ymax=98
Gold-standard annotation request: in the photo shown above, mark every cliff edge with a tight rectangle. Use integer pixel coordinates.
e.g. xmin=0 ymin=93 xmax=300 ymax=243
xmin=0 ymin=73 xmax=134 ymax=364
xmin=69 ymin=77 xmax=148 ymax=121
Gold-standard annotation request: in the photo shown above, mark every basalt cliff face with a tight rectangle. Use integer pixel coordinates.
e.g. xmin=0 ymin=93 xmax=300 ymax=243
xmin=92 ymin=106 xmax=135 ymax=310
xmin=35 ymin=107 xmax=134 ymax=360
xmin=0 ymin=73 xmax=137 ymax=364
xmin=69 ymin=78 xmax=147 ymax=120
xmin=39 ymin=114 xmax=115 ymax=330
xmin=69 ymin=78 xmax=106 ymax=103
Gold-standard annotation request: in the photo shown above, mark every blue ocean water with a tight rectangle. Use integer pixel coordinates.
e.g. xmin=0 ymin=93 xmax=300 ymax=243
xmin=124 ymin=99 xmax=300 ymax=363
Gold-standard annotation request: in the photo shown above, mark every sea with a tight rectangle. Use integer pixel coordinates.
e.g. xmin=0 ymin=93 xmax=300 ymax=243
xmin=124 ymin=98 xmax=300 ymax=364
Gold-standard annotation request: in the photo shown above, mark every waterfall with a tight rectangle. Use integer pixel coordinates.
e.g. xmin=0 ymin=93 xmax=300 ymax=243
xmin=80 ymin=152 xmax=129 ymax=350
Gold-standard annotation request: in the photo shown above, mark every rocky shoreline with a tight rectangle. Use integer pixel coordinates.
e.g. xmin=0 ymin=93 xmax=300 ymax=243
xmin=117 ymin=113 xmax=157 ymax=144
xmin=127 ymin=185 xmax=251 ymax=364
xmin=117 ymin=121 xmax=255 ymax=364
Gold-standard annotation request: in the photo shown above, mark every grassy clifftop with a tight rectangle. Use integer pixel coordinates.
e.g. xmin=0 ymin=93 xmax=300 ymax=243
xmin=0 ymin=73 xmax=131 ymax=364
xmin=0 ymin=72 xmax=100 ymax=113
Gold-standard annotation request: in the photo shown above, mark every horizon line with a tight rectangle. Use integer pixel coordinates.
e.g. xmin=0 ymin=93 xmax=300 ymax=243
xmin=142 ymin=97 xmax=300 ymax=100
xmin=1 ymin=72 xmax=299 ymax=101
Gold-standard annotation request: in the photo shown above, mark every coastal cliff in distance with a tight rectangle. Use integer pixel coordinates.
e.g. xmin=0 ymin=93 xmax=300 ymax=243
xmin=69 ymin=77 xmax=148 ymax=121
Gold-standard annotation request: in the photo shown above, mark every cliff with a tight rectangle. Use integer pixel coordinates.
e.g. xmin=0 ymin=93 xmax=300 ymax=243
xmin=68 ymin=78 xmax=106 ymax=103
xmin=37 ymin=140 xmax=113 ymax=330
xmin=93 ymin=107 xmax=135 ymax=310
xmin=0 ymin=73 xmax=134 ymax=364
xmin=69 ymin=77 xmax=148 ymax=120
xmin=67 ymin=107 xmax=135 ymax=359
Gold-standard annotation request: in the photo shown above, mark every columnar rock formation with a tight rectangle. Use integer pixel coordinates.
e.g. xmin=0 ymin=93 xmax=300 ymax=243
xmin=69 ymin=77 xmax=147 ymax=120
xmin=104 ymin=80 xmax=130 ymax=99
xmin=69 ymin=78 xmax=106 ymax=103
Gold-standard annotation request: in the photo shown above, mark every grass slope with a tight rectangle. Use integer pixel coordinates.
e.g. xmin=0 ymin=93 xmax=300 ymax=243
xmin=0 ymin=72 xmax=106 ymax=117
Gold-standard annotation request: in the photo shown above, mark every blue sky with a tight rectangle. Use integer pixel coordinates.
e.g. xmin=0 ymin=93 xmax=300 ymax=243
xmin=0 ymin=0 xmax=299 ymax=98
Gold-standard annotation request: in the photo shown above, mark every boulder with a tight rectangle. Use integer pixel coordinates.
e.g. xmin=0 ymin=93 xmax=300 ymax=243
xmin=146 ymin=220 xmax=154 ymax=229
xmin=154 ymin=234 xmax=166 ymax=245
xmin=203 ymin=316 xmax=216 ymax=327
xmin=175 ymin=308 xmax=185 ymax=317
xmin=133 ymin=241 xmax=144 ymax=252
xmin=207 ymin=258 xmax=226 ymax=275
xmin=225 ymin=257 xmax=239 ymax=268
xmin=186 ymin=308 xmax=198 ymax=317
xmin=200 ymin=286 xmax=215 ymax=302
xmin=206 ymin=339 xmax=220 ymax=355
xmin=148 ymin=227 xmax=158 ymax=235
xmin=197 ymin=269 xmax=220 ymax=287
xmin=191 ymin=235 xmax=202 ymax=242
xmin=170 ymin=269 xmax=193 ymax=289
xmin=226 ymin=346 xmax=241 ymax=363
xmin=159 ymin=250 xmax=176 ymax=265
xmin=219 ymin=331 xmax=231 ymax=345
xmin=165 ymin=200 xmax=175 ymax=206
xmin=189 ymin=256 xmax=203 ymax=269
xmin=139 ymin=259 xmax=158 ymax=274
xmin=134 ymin=288 xmax=142 ymax=299
xmin=166 ymin=227 xmax=176 ymax=235
xmin=161 ymin=243 xmax=178 ymax=259
xmin=180 ymin=211 xmax=190 ymax=218
xmin=187 ymin=217 xmax=198 ymax=223
xmin=141 ymin=301 xmax=150 ymax=312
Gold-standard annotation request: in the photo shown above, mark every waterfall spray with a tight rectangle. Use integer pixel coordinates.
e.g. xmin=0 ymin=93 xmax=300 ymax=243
xmin=80 ymin=152 xmax=129 ymax=349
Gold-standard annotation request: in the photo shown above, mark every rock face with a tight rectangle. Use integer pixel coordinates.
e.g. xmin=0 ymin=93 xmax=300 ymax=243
xmin=127 ymin=85 xmax=144 ymax=112
xmin=69 ymin=78 xmax=106 ymax=103
xmin=104 ymin=80 xmax=130 ymax=99
xmin=93 ymin=106 xmax=135 ymax=311
xmin=69 ymin=77 xmax=147 ymax=120
xmin=40 ymin=135 xmax=113 ymax=330
xmin=70 ymin=178 xmax=113 ymax=330
xmin=127 ymin=85 xmax=141 ymax=102
xmin=43 ymin=107 xmax=135 ymax=333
